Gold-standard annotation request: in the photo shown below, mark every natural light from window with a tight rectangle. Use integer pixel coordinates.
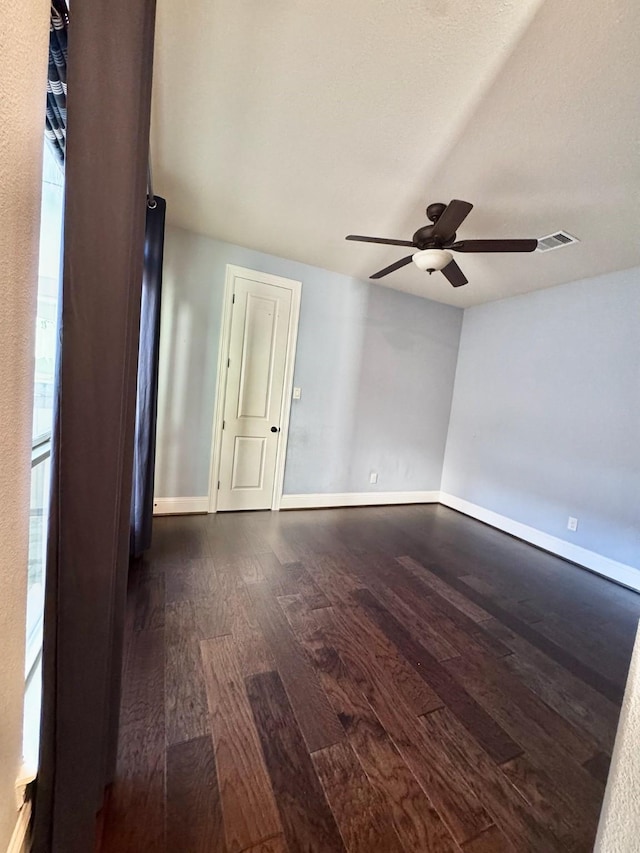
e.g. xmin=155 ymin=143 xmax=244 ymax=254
xmin=23 ymin=140 xmax=63 ymax=772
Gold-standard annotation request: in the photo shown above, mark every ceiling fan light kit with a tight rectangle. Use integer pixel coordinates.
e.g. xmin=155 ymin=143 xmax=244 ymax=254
xmin=346 ymin=199 xmax=538 ymax=288
xmin=412 ymin=249 xmax=452 ymax=273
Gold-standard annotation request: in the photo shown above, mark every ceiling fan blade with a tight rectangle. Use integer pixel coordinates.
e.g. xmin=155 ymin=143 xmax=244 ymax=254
xmin=346 ymin=234 xmax=415 ymax=247
xmin=441 ymin=259 xmax=468 ymax=288
xmin=450 ymin=239 xmax=538 ymax=253
xmin=370 ymin=255 xmax=414 ymax=279
xmin=431 ymin=199 xmax=474 ymax=240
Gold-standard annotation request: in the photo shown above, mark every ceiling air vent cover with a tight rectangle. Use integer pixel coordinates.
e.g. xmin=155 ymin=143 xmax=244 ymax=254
xmin=536 ymin=230 xmax=579 ymax=252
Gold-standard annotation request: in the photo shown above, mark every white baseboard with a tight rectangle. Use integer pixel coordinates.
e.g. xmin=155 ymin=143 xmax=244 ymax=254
xmin=440 ymin=492 xmax=640 ymax=593
xmin=153 ymin=496 xmax=209 ymax=516
xmin=279 ymin=491 xmax=441 ymax=510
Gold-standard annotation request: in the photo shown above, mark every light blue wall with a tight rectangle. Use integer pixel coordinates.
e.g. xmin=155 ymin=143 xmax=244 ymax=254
xmin=442 ymin=267 xmax=640 ymax=569
xmin=155 ymin=226 xmax=463 ymax=498
xmin=286 ymin=280 xmax=463 ymax=493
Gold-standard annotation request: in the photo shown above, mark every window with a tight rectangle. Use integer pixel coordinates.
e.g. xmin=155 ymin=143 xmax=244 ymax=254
xmin=23 ymin=140 xmax=64 ymax=772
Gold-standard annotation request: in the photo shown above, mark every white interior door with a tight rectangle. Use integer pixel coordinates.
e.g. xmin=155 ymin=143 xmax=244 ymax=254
xmin=217 ymin=275 xmax=293 ymax=511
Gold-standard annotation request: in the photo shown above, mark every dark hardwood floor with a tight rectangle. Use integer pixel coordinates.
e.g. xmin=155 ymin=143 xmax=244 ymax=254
xmin=99 ymin=504 xmax=640 ymax=852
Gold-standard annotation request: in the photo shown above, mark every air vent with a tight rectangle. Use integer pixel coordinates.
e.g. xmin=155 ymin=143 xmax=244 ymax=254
xmin=536 ymin=230 xmax=579 ymax=252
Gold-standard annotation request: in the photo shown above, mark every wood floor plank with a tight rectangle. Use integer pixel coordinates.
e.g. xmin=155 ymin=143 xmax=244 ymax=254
xmin=397 ymin=555 xmax=492 ymax=623
xmin=200 ymin=636 xmax=281 ymax=852
xmin=362 ymin=578 xmax=462 ymax=661
xmin=101 ymin=628 xmax=165 ymax=853
xmin=583 ymin=751 xmax=612 ymax=786
xmin=400 ymin=582 xmax=510 ymax=660
xmin=130 ymin=564 xmax=165 ymax=632
xmin=165 ymin=557 xmax=218 ymax=603
xmin=306 ymin=646 xmax=463 ymax=848
xmin=278 ymin=523 xmax=322 ymax=563
xmin=218 ymin=568 xmax=275 ymax=677
xmin=212 ymin=519 xmax=274 ymax=559
xmin=312 ymin=740 xmax=405 ymax=852
xmin=217 ymin=554 xmax=268 ymax=585
xmin=321 ymin=605 xmax=493 ymax=844
xmin=278 ymin=594 xmax=463 ymax=851
xmin=167 ymin=734 xmax=226 ymax=853
xmin=459 ymin=575 xmax=544 ymax=624
xmin=534 ymin=612 xmax=632 ymax=689
xmin=167 ymin=597 xmax=230 ymax=641
xmin=257 ymin=551 xmax=287 ymax=582
xmin=483 ymin=618 xmax=620 ymax=752
xmin=315 ymin=547 xmax=462 ymax=662
xmin=446 ymin=647 xmax=604 ymax=773
xmin=307 ymin=553 xmax=367 ymax=606
xmin=499 ymin=753 xmax=597 ymax=849
xmin=249 ymin=583 xmax=344 ymax=752
xmin=419 ymin=709 xmax=566 ymax=852
xmin=246 ymin=670 xmax=347 ymax=853
xmin=444 ymin=654 xmax=605 ymax=819
xmin=462 ymin=826 xmax=514 ymax=852
xmin=151 ymin=515 xmax=213 ymax=565
xmin=269 ymin=561 xmax=331 ymax=610
xmin=452 ymin=646 xmax=600 ymax=765
xmin=365 ymin=553 xmax=512 ymax=659
xmin=243 ymin=837 xmax=289 ymax=853
xmin=264 ymin=530 xmax=301 ymax=565
xmin=339 ymin=708 xmax=464 ymax=853
xmin=340 ymin=597 xmax=445 ymax=716
xmin=240 ymin=516 xmax=280 ymax=557
xmin=424 ymin=592 xmax=513 ymax=660
xmin=166 ymin=601 xmax=210 ymax=745
xmin=387 ymin=558 xmax=510 ymax=657
xmin=406 ymin=555 xmax=625 ymax=703
xmin=310 ymin=561 xmax=445 ymax=716
xmin=353 ymin=588 xmax=522 ymax=764
xmin=275 ymin=593 xmax=330 ymax=660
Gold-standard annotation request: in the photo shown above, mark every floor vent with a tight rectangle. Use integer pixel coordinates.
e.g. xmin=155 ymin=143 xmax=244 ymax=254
xmin=536 ymin=230 xmax=579 ymax=252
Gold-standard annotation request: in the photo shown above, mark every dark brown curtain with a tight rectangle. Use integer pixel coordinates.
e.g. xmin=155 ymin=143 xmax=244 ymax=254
xmin=33 ymin=1 xmax=157 ymax=850
xmin=131 ymin=196 xmax=166 ymax=558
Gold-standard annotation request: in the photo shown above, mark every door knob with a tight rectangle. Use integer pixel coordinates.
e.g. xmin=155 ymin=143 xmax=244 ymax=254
xmin=270 ymin=426 xmax=280 ymax=433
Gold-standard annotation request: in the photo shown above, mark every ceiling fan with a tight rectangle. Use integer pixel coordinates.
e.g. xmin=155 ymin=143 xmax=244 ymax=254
xmin=346 ymin=200 xmax=538 ymax=287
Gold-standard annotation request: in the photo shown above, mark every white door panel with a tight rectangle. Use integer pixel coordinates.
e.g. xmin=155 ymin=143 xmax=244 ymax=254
xmin=231 ymin=436 xmax=266 ymax=490
xmin=237 ymin=293 xmax=278 ymax=418
xmin=217 ymin=276 xmax=292 ymax=511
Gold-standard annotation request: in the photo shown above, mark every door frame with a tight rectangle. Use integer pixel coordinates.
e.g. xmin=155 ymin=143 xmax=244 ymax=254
xmin=207 ymin=264 xmax=302 ymax=513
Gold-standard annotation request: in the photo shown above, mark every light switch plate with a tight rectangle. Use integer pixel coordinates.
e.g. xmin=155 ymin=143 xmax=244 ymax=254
xmin=292 ymin=387 xmax=301 ymax=400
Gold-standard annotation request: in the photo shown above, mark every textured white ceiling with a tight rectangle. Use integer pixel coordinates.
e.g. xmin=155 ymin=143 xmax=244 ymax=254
xmin=151 ymin=0 xmax=640 ymax=307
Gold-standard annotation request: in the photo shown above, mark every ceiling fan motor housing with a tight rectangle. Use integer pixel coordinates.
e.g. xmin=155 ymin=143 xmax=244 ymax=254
xmin=412 ymin=223 xmax=457 ymax=250
xmin=426 ymin=202 xmax=447 ymax=222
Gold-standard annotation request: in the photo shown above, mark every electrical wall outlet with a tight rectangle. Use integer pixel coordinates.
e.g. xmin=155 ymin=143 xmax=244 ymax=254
xmin=567 ymin=516 xmax=578 ymax=532
xmin=369 ymin=472 xmax=378 ymax=484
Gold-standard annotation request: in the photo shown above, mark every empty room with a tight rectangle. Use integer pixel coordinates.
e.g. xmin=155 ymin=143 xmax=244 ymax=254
xmin=2 ymin=1 xmax=639 ymax=852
